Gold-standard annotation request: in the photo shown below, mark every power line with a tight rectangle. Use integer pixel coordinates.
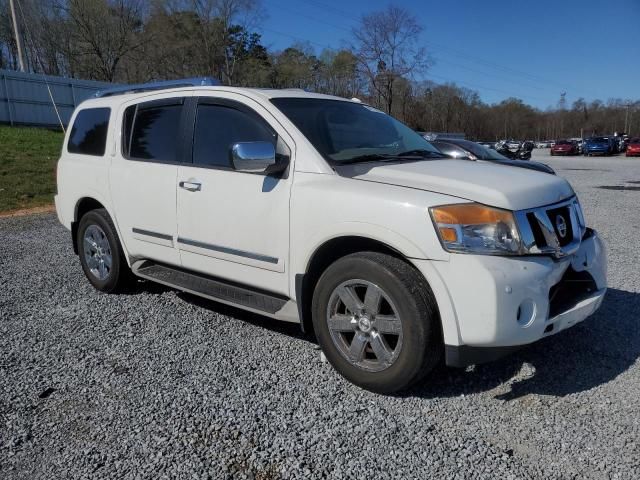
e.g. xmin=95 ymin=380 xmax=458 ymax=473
xmin=260 ymin=26 xmax=335 ymax=51
xmin=426 ymin=73 xmax=550 ymax=104
xmin=261 ymin=5 xmax=552 ymax=104
xmin=265 ymin=0 xmax=608 ymax=100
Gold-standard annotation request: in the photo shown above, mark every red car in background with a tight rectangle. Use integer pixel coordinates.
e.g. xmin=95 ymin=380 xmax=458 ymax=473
xmin=551 ymin=139 xmax=579 ymax=156
xmin=626 ymin=138 xmax=640 ymax=157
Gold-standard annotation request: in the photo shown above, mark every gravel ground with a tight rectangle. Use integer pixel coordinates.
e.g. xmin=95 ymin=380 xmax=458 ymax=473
xmin=1 ymin=153 xmax=639 ymax=479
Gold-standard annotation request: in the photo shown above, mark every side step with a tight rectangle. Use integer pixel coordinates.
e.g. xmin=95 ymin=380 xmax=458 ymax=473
xmin=132 ymin=260 xmax=288 ymax=314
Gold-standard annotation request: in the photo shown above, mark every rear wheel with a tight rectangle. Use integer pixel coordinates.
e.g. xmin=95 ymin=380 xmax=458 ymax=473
xmin=77 ymin=209 xmax=132 ymax=293
xmin=312 ymin=252 xmax=442 ymax=393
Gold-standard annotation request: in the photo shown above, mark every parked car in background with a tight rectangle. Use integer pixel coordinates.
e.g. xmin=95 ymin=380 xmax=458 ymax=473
xmin=495 ymin=140 xmax=534 ymax=160
xmin=421 ymin=132 xmax=466 ymax=141
xmin=505 ymin=139 xmax=522 ymax=150
xmin=626 ymin=138 xmax=640 ymax=157
xmin=535 ymin=140 xmax=551 ymax=148
xmin=431 ymin=138 xmax=554 ymax=173
xmin=583 ymin=136 xmax=613 ymax=156
xmin=551 ymin=140 xmax=579 ymax=156
xmin=569 ymin=138 xmax=584 ymax=153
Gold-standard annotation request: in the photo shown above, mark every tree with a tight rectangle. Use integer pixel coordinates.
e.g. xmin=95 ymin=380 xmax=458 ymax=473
xmin=351 ymin=5 xmax=428 ymax=115
xmin=189 ymin=0 xmax=264 ymax=84
xmin=52 ymin=0 xmax=147 ymax=81
xmin=270 ymin=44 xmax=318 ymax=90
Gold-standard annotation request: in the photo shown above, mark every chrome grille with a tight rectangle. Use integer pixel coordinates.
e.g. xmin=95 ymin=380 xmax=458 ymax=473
xmin=515 ymin=197 xmax=586 ymax=258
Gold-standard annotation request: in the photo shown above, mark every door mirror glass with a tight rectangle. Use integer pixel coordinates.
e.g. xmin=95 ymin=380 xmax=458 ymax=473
xmin=231 ymin=141 xmax=276 ymax=173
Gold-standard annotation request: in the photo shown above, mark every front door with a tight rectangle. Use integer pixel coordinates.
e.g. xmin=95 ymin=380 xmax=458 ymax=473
xmin=176 ymin=95 xmax=293 ymax=295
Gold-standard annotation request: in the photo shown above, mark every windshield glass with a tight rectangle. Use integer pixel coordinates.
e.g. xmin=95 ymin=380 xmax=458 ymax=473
xmin=590 ymin=137 xmax=608 ymax=143
xmin=556 ymin=140 xmax=571 ymax=145
xmin=271 ymin=98 xmax=442 ymax=163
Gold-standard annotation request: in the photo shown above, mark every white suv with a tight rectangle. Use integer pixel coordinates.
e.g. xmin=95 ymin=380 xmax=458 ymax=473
xmin=55 ymin=81 xmax=607 ymax=393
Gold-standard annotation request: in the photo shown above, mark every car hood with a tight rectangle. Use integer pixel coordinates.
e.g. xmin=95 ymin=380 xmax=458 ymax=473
xmin=482 ymin=158 xmax=555 ymax=174
xmin=336 ymin=160 xmax=574 ymax=211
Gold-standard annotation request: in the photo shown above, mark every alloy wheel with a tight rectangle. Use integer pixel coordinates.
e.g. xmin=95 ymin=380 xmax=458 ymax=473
xmin=83 ymin=224 xmax=112 ymax=281
xmin=326 ymin=279 xmax=403 ymax=372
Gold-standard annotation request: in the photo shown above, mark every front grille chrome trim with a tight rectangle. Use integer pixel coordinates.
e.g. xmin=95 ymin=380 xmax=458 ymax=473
xmin=515 ymin=196 xmax=583 ymax=259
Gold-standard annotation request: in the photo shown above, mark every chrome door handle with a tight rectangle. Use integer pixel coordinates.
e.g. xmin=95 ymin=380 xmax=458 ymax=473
xmin=179 ymin=181 xmax=201 ymax=192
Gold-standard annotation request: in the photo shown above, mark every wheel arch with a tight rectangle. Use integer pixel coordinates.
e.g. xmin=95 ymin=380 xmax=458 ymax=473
xmin=71 ymin=197 xmax=127 ymax=263
xmin=295 ymin=235 xmax=438 ymax=337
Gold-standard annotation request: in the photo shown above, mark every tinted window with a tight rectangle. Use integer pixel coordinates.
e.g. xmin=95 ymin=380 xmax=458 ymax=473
xmin=129 ymin=101 xmax=183 ymax=161
xmin=67 ymin=108 xmax=110 ymax=156
xmin=193 ymin=104 xmax=276 ymax=168
xmin=122 ymin=104 xmax=136 ymax=156
xmin=271 ymin=98 xmax=441 ymax=163
xmin=432 ymin=141 xmax=469 ymax=158
xmin=451 ymin=139 xmax=509 ymax=161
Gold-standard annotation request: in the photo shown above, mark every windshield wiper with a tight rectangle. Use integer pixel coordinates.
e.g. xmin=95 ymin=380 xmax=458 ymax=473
xmin=337 ymin=149 xmax=444 ymax=165
xmin=394 ymin=149 xmax=445 ymax=158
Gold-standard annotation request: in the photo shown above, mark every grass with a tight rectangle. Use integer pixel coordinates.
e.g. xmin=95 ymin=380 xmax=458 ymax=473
xmin=0 ymin=125 xmax=64 ymax=212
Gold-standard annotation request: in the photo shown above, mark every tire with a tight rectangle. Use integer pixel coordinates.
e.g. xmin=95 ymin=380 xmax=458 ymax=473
xmin=311 ymin=252 xmax=442 ymax=394
xmin=77 ymin=208 xmax=132 ymax=293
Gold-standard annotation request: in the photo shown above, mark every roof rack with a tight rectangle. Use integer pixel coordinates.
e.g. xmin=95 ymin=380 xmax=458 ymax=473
xmin=94 ymin=77 xmax=220 ymax=98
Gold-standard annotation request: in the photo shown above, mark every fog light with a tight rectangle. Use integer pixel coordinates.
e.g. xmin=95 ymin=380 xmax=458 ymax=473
xmin=517 ymin=299 xmax=536 ymax=327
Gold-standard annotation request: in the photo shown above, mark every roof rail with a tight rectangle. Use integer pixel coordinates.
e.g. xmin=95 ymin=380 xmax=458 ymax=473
xmin=94 ymin=77 xmax=220 ymax=98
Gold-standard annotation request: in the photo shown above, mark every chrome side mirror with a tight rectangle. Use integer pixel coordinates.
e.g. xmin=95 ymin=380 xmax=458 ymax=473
xmin=231 ymin=142 xmax=276 ymax=173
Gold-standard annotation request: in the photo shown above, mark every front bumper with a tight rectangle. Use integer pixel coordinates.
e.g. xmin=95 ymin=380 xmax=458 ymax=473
xmin=427 ymin=229 xmax=606 ymax=367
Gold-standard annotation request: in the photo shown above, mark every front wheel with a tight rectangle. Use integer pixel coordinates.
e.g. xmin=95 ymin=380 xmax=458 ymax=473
xmin=312 ymin=252 xmax=442 ymax=393
xmin=77 ymin=209 xmax=132 ymax=293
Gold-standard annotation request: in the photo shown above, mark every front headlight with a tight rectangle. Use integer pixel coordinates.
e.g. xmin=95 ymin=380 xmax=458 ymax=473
xmin=430 ymin=203 xmax=522 ymax=255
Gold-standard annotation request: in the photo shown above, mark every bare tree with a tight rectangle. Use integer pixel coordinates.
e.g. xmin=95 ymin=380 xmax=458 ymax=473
xmin=351 ymin=5 xmax=428 ymax=114
xmin=52 ymin=0 xmax=148 ymax=81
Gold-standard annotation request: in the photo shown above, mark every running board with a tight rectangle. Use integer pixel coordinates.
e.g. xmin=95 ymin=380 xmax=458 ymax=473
xmin=132 ymin=260 xmax=288 ymax=314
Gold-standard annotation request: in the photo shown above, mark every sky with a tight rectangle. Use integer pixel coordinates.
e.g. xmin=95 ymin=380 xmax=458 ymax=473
xmin=258 ymin=0 xmax=640 ymax=109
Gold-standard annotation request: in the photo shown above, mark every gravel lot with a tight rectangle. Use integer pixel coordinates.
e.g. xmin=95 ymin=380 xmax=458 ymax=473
xmin=1 ymin=152 xmax=639 ymax=479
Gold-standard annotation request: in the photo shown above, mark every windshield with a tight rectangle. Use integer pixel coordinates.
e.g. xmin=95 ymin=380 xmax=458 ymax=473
xmin=556 ymin=140 xmax=571 ymax=145
xmin=270 ymin=98 xmax=443 ymax=163
xmin=590 ymin=137 xmax=608 ymax=143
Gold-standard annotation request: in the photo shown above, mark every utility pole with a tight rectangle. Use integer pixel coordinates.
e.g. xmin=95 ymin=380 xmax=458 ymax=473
xmin=9 ymin=0 xmax=26 ymax=72
xmin=624 ymin=103 xmax=631 ymax=134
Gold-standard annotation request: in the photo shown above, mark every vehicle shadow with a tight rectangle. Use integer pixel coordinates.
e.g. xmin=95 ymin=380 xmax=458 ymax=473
xmin=133 ymin=281 xmax=639 ymax=399
xmin=123 ymin=278 xmax=173 ymax=296
xmin=175 ymin=291 xmax=312 ymax=343
xmin=404 ymin=288 xmax=640 ymax=399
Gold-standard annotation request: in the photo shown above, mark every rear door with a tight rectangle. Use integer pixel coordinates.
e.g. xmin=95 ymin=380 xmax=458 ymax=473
xmin=110 ymin=93 xmax=192 ymax=266
xmin=176 ymin=94 xmax=294 ymax=295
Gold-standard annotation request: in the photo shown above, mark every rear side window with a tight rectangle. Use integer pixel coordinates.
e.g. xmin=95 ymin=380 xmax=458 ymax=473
xmin=125 ymin=99 xmax=183 ymax=162
xmin=193 ymin=104 xmax=276 ymax=168
xmin=67 ymin=108 xmax=110 ymax=156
